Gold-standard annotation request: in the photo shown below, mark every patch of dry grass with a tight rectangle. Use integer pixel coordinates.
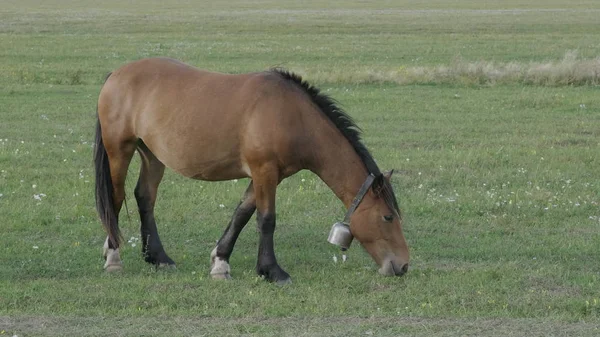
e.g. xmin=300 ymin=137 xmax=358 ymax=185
xmin=305 ymin=51 xmax=600 ymax=86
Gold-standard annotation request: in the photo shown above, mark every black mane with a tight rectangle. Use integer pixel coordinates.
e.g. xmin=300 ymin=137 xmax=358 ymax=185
xmin=270 ymin=68 xmax=401 ymax=216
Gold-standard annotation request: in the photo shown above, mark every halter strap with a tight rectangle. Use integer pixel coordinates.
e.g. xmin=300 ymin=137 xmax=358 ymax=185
xmin=343 ymin=173 xmax=376 ymax=224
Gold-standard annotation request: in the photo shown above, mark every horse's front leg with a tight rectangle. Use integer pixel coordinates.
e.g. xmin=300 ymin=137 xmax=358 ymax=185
xmin=256 ymin=211 xmax=290 ymax=284
xmin=252 ymin=166 xmax=291 ymax=284
xmin=210 ymin=181 xmax=256 ymax=279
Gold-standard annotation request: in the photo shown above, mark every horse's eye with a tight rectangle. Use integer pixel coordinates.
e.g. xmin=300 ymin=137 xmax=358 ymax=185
xmin=383 ymin=215 xmax=394 ymax=222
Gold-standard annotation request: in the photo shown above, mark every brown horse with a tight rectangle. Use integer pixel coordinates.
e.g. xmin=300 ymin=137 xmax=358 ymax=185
xmin=94 ymin=58 xmax=409 ymax=283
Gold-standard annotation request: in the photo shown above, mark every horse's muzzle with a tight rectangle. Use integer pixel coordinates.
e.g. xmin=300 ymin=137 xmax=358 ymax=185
xmin=378 ymin=259 xmax=409 ymax=277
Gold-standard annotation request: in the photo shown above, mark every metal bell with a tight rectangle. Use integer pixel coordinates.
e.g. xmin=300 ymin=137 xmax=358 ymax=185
xmin=327 ymin=222 xmax=354 ymax=250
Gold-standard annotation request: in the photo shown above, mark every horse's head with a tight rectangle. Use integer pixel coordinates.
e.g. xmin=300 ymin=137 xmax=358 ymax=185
xmin=349 ymin=171 xmax=409 ymax=276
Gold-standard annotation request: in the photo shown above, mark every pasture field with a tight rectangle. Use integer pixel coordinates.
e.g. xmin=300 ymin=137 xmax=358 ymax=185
xmin=1 ymin=1 xmax=599 ymax=336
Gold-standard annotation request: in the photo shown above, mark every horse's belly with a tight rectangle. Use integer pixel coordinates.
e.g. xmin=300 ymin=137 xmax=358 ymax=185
xmin=174 ymin=157 xmax=248 ymax=181
xmin=143 ymin=137 xmax=248 ymax=181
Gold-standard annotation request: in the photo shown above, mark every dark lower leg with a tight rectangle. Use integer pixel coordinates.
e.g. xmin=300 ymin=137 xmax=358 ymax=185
xmin=135 ymin=145 xmax=173 ymax=266
xmin=135 ymin=182 xmax=174 ymax=266
xmin=215 ymin=182 xmax=256 ymax=261
xmin=256 ymin=212 xmax=290 ymax=283
xmin=210 ymin=182 xmax=256 ymax=278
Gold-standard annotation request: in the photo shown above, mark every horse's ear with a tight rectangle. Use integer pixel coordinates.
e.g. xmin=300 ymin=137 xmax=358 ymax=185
xmin=383 ymin=170 xmax=394 ymax=182
xmin=372 ymin=173 xmax=385 ymax=196
xmin=373 ymin=170 xmax=393 ymax=197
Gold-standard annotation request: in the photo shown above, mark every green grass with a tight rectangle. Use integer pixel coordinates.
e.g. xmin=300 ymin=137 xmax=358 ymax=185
xmin=1 ymin=1 xmax=599 ymax=336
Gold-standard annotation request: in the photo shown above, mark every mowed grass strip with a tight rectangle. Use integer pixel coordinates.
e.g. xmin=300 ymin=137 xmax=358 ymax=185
xmin=0 ymin=0 xmax=599 ymax=335
xmin=2 ymin=316 xmax=600 ymax=337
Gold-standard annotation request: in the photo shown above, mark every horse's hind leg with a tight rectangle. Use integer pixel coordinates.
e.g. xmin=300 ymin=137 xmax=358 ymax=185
xmin=211 ymin=181 xmax=256 ymax=279
xmin=135 ymin=143 xmax=175 ymax=268
xmin=102 ymin=141 xmax=137 ymax=272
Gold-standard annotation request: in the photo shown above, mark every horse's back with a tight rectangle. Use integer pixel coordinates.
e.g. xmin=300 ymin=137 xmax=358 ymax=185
xmin=98 ymin=58 xmax=314 ymax=181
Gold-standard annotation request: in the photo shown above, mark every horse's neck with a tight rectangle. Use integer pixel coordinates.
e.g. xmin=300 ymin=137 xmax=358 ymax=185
xmin=310 ymin=134 xmax=369 ymax=209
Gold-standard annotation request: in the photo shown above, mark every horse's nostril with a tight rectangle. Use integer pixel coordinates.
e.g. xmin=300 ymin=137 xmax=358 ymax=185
xmin=394 ymin=263 xmax=408 ymax=276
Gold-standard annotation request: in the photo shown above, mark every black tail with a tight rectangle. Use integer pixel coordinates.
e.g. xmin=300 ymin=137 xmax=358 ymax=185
xmin=94 ymin=72 xmax=121 ymax=247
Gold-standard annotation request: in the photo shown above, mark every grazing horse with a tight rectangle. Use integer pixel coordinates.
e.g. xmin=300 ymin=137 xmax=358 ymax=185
xmin=94 ymin=58 xmax=409 ymax=283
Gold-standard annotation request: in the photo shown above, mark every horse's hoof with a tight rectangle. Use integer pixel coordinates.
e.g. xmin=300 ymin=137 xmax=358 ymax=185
xmin=210 ymin=249 xmax=231 ymax=279
xmin=211 ymin=272 xmax=232 ymax=280
xmin=275 ymin=277 xmax=292 ymax=286
xmin=104 ymin=247 xmax=122 ymax=272
xmin=257 ymin=265 xmax=291 ymax=284
xmin=158 ymin=262 xmax=176 ymax=269
xmin=104 ymin=264 xmax=123 ymax=273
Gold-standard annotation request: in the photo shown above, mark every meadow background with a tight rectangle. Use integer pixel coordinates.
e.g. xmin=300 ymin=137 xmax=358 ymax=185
xmin=1 ymin=1 xmax=599 ymax=336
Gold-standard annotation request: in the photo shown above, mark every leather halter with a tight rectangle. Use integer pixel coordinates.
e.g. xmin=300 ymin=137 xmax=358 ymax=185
xmin=342 ymin=173 xmax=376 ymax=224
